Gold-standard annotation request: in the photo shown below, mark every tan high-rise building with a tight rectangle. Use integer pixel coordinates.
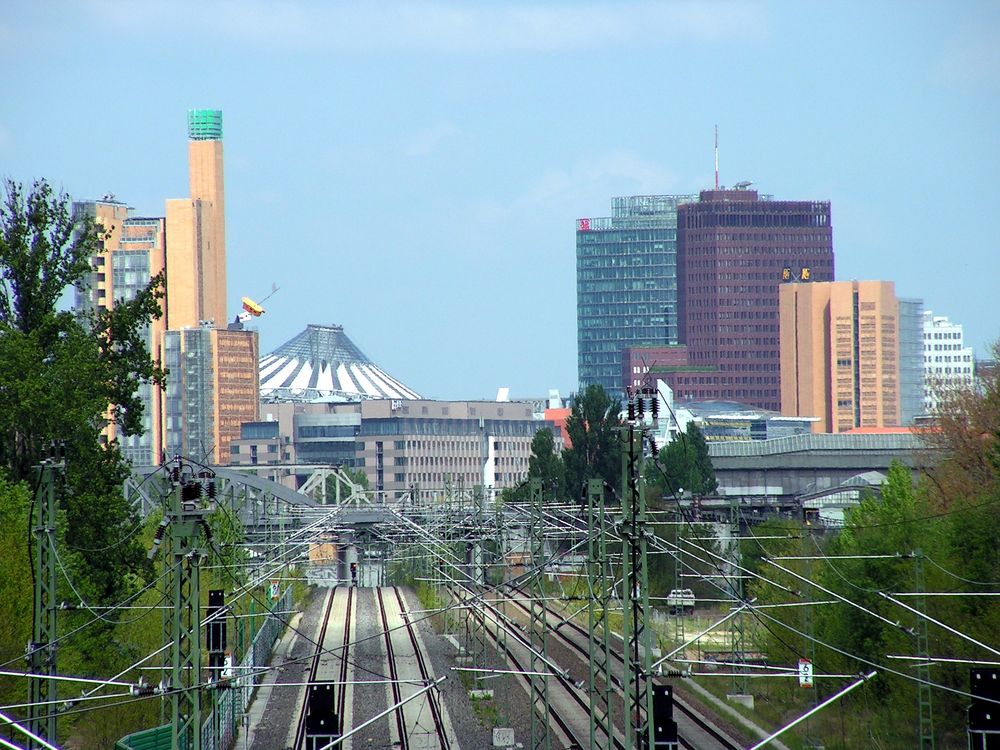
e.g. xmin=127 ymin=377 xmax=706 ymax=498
xmin=75 ymin=111 xmax=256 ymax=465
xmin=74 ymin=197 xmax=167 ymax=464
xmin=166 ymin=109 xmax=227 ymax=329
xmin=780 ymin=280 xmax=900 ymax=433
xmin=159 ymin=109 xmax=259 ymax=464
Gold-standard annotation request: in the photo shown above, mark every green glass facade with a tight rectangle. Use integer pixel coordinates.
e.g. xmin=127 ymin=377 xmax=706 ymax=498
xmin=576 ymin=194 xmax=695 ymax=398
xmin=187 ymin=109 xmax=223 ymax=140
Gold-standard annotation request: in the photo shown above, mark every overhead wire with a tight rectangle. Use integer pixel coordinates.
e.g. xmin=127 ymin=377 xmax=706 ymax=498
xmin=63 ymin=463 xmax=170 ymax=554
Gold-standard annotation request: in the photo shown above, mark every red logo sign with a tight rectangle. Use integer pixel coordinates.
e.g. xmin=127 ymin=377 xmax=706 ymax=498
xmin=578 ymin=218 xmax=591 ymax=231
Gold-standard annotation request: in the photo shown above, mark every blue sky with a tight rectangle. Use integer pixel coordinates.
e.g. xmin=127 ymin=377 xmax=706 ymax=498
xmin=2 ymin=1 xmax=998 ymax=399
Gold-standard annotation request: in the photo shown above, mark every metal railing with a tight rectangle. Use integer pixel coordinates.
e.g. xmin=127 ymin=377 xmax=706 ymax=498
xmin=117 ymin=584 xmax=294 ymax=750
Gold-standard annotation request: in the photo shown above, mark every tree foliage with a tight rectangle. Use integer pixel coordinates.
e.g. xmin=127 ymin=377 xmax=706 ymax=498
xmin=0 ymin=179 xmax=93 ymax=334
xmin=562 ymin=384 xmax=622 ymax=500
xmin=0 ymin=178 xmax=166 ymax=479
xmin=646 ymin=422 xmax=718 ymax=498
xmin=919 ymin=339 xmax=1000 ymax=505
xmin=527 ymin=427 xmax=565 ymax=498
xmin=0 ymin=178 xmax=165 ymax=612
xmin=0 ymin=474 xmax=32 ymax=710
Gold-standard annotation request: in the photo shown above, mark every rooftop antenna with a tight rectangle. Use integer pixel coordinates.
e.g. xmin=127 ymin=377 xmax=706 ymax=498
xmin=715 ymin=124 xmax=719 ymax=190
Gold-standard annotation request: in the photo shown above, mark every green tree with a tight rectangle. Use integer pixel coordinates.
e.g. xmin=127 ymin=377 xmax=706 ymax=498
xmin=562 ymin=384 xmax=622 ymax=500
xmin=324 ymin=465 xmax=370 ymax=497
xmin=0 ymin=474 xmax=31 ymax=710
xmin=0 ymin=178 xmax=165 ymax=612
xmin=527 ymin=427 xmax=565 ymax=499
xmin=647 ymin=422 xmax=718 ymax=498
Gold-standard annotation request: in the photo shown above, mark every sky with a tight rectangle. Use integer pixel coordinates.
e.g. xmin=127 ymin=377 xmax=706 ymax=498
xmin=2 ymin=1 xmax=998 ymax=400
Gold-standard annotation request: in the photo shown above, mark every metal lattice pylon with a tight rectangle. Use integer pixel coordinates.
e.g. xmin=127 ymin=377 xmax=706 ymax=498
xmin=28 ymin=457 xmax=63 ymax=746
xmin=469 ymin=486 xmax=488 ymax=685
xmin=914 ymin=550 xmax=935 ymax=749
xmin=673 ymin=519 xmax=686 ymax=646
xmin=165 ymin=480 xmax=211 ymax=750
xmin=728 ymin=499 xmax=748 ymax=698
xmin=528 ymin=479 xmax=551 ymax=750
xmin=620 ymin=425 xmax=654 ymax=750
xmin=802 ymin=545 xmax=820 ymax=748
xmin=587 ymin=478 xmax=615 ymax=750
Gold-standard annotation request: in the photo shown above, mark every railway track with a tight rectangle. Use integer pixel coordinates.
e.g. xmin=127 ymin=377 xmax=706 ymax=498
xmin=292 ymin=586 xmax=353 ymax=750
xmin=376 ymin=585 xmax=452 ymax=749
xmin=445 ymin=584 xmax=623 ymax=749
xmin=500 ymin=586 xmax=742 ymax=750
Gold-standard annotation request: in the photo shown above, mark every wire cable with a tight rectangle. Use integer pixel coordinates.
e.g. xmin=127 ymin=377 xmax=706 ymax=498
xmin=923 ymin=553 xmax=1000 ymax=587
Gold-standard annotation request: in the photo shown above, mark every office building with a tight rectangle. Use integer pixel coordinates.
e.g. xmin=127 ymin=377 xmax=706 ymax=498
xmin=576 ymin=194 xmax=696 ymax=399
xmin=898 ymin=298 xmax=925 ymax=425
xmin=231 ymin=399 xmax=556 ymax=499
xmin=923 ymin=310 xmax=975 ymax=414
xmin=622 ymin=344 xmax=690 ymax=394
xmin=163 ymin=326 xmax=259 ymax=462
xmin=779 ymin=280 xmax=901 ymax=433
xmin=73 ymin=198 xmax=167 ymax=464
xmin=158 ymin=108 xmax=260 ymax=465
xmin=663 ymin=188 xmax=834 ymax=411
xmin=75 ymin=110 xmax=259 ymax=465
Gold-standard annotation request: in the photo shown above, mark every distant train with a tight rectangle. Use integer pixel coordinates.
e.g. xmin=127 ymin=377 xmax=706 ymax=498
xmin=667 ymin=588 xmax=696 ymax=615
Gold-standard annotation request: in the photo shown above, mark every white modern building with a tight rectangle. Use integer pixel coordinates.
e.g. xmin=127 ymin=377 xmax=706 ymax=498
xmin=923 ymin=310 xmax=975 ymax=414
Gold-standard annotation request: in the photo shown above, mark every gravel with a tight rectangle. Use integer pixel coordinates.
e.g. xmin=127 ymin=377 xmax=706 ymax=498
xmin=248 ymin=587 xmax=326 ymax=750
xmin=350 ymin=587 xmax=392 ymax=748
xmin=249 ymin=585 xmax=548 ymax=750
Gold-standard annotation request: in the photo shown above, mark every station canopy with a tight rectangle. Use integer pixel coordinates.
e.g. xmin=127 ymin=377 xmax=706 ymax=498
xmin=259 ymin=323 xmax=421 ymax=403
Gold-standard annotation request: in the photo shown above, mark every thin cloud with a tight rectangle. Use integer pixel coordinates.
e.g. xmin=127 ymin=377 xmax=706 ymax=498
xmin=931 ymin=24 xmax=1000 ymax=89
xmin=82 ymin=0 xmax=767 ymax=53
xmin=398 ymin=122 xmax=460 ymax=157
xmin=471 ymin=150 xmax=680 ymax=227
xmin=522 ymin=150 xmax=680 ymax=207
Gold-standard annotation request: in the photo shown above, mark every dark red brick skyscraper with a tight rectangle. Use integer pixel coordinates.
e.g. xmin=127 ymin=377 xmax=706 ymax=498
xmin=663 ymin=188 xmax=834 ymax=410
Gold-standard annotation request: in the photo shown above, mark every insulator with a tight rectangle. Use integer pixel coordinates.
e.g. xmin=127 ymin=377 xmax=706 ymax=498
xmin=651 ymin=397 xmax=659 ymax=419
xmin=628 ymin=402 xmax=635 ymax=421
xmin=207 ymin=481 xmax=217 ymax=499
xmin=636 ymin=398 xmax=644 ymax=418
xmin=152 ymin=521 xmax=168 ymax=542
xmin=182 ymin=482 xmax=202 ymax=502
xmin=131 ymin=681 xmax=155 ymax=697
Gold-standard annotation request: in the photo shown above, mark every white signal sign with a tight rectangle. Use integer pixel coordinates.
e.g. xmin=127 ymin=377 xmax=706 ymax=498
xmin=798 ymin=658 xmax=814 ymax=688
xmin=269 ymin=580 xmax=279 ymax=601
xmin=493 ymin=728 xmax=515 ymax=747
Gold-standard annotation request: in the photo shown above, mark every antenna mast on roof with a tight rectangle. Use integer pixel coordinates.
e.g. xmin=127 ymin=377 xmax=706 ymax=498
xmin=715 ymin=124 xmax=719 ymax=190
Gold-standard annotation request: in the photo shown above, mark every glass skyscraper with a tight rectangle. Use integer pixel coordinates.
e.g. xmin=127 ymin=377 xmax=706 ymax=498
xmin=898 ymin=297 xmax=925 ymax=425
xmin=576 ymin=194 xmax=695 ymax=398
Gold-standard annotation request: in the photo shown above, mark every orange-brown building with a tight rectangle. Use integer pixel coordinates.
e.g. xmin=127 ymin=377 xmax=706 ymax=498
xmin=780 ymin=280 xmax=900 ymax=433
xmin=162 ymin=326 xmax=259 ymax=463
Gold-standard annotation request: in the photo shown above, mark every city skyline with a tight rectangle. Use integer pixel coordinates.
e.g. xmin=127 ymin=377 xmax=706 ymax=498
xmin=3 ymin=1 xmax=998 ymax=399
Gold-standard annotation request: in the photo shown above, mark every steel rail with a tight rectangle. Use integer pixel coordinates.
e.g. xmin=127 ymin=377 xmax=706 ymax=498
xmin=293 ymin=586 xmax=338 ymax=750
xmin=392 ymin=585 xmax=451 ymax=749
xmin=503 ymin=585 xmax=742 ymax=750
